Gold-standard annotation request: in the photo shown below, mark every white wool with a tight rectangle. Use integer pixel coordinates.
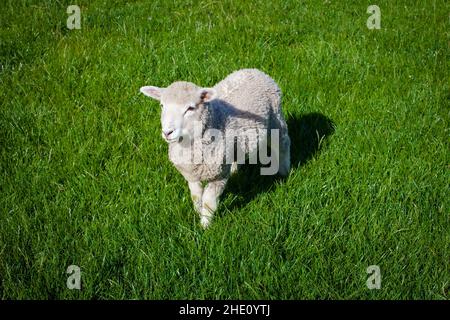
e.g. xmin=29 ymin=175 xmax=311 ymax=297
xmin=140 ymin=69 xmax=291 ymax=228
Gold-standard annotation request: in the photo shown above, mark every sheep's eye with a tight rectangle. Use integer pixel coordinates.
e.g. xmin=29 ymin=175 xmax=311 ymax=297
xmin=160 ymin=104 xmax=163 ymax=108
xmin=185 ymin=105 xmax=195 ymax=113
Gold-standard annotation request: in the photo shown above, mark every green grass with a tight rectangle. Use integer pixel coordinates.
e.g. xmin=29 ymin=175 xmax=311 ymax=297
xmin=0 ymin=0 xmax=448 ymax=299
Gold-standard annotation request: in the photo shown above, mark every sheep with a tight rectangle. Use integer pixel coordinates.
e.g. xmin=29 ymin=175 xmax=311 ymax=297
xmin=140 ymin=68 xmax=291 ymax=228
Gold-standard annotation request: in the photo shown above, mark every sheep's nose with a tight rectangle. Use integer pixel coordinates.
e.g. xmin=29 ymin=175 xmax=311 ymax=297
xmin=163 ymin=129 xmax=174 ymax=138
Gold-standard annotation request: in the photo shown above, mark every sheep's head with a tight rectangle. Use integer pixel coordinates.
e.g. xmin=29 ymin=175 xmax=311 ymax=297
xmin=140 ymin=81 xmax=216 ymax=143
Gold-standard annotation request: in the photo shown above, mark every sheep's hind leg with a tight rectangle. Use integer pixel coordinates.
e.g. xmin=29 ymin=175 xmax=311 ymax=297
xmin=188 ymin=181 xmax=203 ymax=214
xmin=278 ymin=134 xmax=291 ymax=176
xmin=200 ymin=178 xmax=227 ymax=228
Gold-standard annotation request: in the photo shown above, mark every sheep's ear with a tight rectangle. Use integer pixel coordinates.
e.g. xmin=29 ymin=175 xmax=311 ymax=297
xmin=140 ymin=86 xmax=163 ymax=101
xmin=199 ymin=88 xmax=216 ymax=103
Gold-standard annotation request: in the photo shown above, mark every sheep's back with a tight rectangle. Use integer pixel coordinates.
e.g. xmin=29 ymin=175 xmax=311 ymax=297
xmin=214 ymin=69 xmax=281 ymax=120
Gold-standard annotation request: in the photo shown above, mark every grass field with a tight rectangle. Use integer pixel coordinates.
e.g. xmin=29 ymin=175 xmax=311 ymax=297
xmin=0 ymin=0 xmax=448 ymax=299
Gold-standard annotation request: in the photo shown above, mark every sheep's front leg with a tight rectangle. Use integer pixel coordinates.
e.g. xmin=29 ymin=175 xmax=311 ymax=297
xmin=230 ymin=161 xmax=238 ymax=175
xmin=200 ymin=179 xmax=227 ymax=228
xmin=188 ymin=181 xmax=203 ymax=214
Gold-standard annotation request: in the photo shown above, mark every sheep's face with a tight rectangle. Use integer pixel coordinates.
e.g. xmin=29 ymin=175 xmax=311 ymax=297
xmin=140 ymin=81 xmax=216 ymax=143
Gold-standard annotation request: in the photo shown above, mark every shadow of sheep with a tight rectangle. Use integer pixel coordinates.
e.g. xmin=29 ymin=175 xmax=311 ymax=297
xmin=220 ymin=112 xmax=335 ymax=213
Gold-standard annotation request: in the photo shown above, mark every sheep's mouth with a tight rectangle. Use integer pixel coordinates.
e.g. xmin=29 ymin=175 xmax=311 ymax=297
xmin=165 ymin=136 xmax=182 ymax=143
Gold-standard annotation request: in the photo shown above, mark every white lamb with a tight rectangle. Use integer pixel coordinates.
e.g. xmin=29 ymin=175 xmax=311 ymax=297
xmin=140 ymin=68 xmax=290 ymax=228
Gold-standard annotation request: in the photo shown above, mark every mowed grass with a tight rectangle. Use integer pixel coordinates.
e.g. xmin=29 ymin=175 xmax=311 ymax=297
xmin=0 ymin=0 xmax=448 ymax=299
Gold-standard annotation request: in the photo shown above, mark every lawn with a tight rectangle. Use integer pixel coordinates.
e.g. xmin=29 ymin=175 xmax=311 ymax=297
xmin=0 ymin=0 xmax=448 ymax=299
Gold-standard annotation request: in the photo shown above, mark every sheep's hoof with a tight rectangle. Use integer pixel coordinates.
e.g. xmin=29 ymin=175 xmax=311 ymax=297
xmin=200 ymin=216 xmax=212 ymax=229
